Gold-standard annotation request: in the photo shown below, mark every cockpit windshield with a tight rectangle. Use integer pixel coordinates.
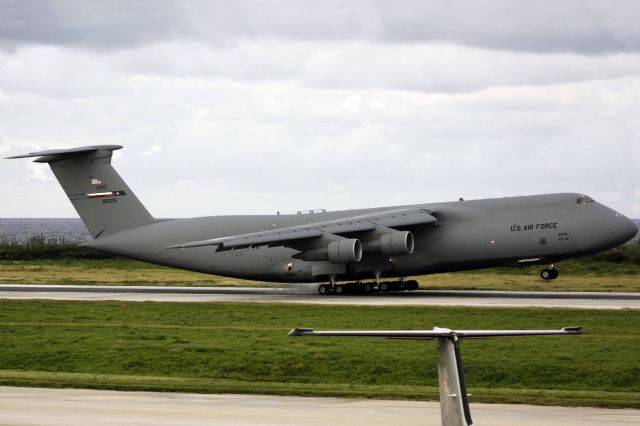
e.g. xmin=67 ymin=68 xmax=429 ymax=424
xmin=577 ymin=194 xmax=594 ymax=205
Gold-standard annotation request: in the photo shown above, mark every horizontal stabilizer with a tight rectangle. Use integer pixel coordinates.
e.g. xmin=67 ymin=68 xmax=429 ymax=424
xmin=5 ymin=145 xmax=123 ymax=162
xmin=288 ymin=326 xmax=582 ymax=339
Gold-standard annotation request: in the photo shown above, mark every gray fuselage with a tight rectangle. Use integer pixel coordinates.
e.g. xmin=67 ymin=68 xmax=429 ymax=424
xmin=83 ymin=193 xmax=638 ymax=283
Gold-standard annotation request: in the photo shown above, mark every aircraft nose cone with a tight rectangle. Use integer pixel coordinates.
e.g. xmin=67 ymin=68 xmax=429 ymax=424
xmin=620 ymin=216 xmax=638 ymax=242
xmin=573 ymin=206 xmax=638 ymax=252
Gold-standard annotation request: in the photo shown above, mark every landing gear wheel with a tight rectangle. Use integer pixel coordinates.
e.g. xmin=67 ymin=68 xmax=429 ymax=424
xmin=541 ymin=269 xmax=551 ymax=280
xmin=540 ymin=269 xmax=558 ymax=281
xmin=362 ymin=283 xmax=373 ymax=294
xmin=380 ymin=282 xmax=388 ymax=292
xmin=318 ymin=285 xmax=329 ymax=295
xmin=405 ymin=280 xmax=419 ymax=291
xmin=335 ymin=285 xmax=344 ymax=295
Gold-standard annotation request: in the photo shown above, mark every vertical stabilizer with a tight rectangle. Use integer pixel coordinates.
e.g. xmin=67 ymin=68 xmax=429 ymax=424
xmin=7 ymin=145 xmax=154 ymax=238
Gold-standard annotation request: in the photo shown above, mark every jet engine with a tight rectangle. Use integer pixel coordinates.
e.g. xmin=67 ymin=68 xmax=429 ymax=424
xmin=328 ymin=239 xmax=363 ymax=263
xmin=362 ymin=231 xmax=414 ymax=255
xmin=295 ymin=239 xmax=363 ymax=263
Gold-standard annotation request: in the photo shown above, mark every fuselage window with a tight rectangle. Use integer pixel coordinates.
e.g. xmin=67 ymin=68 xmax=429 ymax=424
xmin=577 ymin=195 xmax=594 ymax=204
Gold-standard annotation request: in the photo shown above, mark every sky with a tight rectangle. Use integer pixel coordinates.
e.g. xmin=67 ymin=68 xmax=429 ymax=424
xmin=1 ymin=0 xmax=639 ymax=218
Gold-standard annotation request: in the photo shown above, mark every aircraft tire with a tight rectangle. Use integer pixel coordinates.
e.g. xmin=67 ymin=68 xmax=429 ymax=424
xmin=318 ymin=285 xmax=329 ymax=295
xmin=406 ymin=280 xmax=419 ymax=291
xmin=380 ymin=282 xmax=389 ymax=292
xmin=335 ymin=285 xmax=344 ymax=294
xmin=550 ymin=269 xmax=559 ymax=280
xmin=541 ymin=269 xmax=552 ymax=280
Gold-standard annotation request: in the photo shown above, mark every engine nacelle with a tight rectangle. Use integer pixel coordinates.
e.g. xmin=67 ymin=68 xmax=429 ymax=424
xmin=381 ymin=231 xmax=414 ymax=255
xmin=295 ymin=239 xmax=363 ymax=263
xmin=328 ymin=239 xmax=363 ymax=263
xmin=363 ymin=231 xmax=414 ymax=255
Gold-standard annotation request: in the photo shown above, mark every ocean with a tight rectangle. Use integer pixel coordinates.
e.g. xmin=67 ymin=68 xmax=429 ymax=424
xmin=0 ymin=218 xmax=638 ymax=244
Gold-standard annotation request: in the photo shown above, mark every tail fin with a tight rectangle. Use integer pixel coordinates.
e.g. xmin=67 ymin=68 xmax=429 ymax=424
xmin=7 ymin=145 xmax=154 ymax=238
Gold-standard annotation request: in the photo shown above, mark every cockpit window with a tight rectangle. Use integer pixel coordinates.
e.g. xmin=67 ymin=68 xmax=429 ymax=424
xmin=577 ymin=194 xmax=594 ymax=204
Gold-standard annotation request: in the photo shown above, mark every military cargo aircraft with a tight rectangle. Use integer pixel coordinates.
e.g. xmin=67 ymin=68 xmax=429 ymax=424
xmin=7 ymin=145 xmax=638 ymax=294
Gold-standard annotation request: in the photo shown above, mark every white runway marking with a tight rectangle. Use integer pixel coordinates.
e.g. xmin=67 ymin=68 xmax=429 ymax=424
xmin=0 ymin=284 xmax=639 ymax=309
xmin=0 ymin=387 xmax=638 ymax=426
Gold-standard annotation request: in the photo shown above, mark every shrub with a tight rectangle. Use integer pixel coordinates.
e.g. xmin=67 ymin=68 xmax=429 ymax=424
xmin=0 ymin=233 xmax=117 ymax=260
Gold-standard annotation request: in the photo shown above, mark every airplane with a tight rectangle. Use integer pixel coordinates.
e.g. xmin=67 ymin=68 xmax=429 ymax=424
xmin=6 ymin=145 xmax=638 ymax=294
xmin=289 ymin=325 xmax=582 ymax=426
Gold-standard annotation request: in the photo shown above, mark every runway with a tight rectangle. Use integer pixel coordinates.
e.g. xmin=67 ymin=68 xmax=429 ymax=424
xmin=0 ymin=387 xmax=638 ymax=426
xmin=1 ymin=284 xmax=639 ymax=309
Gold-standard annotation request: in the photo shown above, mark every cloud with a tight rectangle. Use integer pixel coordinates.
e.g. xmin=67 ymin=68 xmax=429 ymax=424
xmin=26 ymin=163 xmax=49 ymax=181
xmin=139 ymin=143 xmax=163 ymax=158
xmin=0 ymin=0 xmax=192 ymax=51
xmin=1 ymin=1 xmax=640 ymax=54
xmin=5 ymin=71 xmax=638 ymax=216
xmin=3 ymin=42 xmax=640 ymax=100
xmin=0 ymin=2 xmax=638 ymax=219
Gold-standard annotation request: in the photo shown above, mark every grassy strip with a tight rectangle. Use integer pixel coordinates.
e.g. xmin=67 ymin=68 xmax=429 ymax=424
xmin=0 ymin=300 xmax=638 ymax=407
xmin=1 ymin=258 xmax=638 ymax=291
xmin=0 ymin=259 xmax=265 ymax=287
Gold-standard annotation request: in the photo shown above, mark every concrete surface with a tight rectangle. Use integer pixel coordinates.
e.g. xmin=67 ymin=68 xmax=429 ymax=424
xmin=0 ymin=284 xmax=639 ymax=309
xmin=0 ymin=387 xmax=638 ymax=426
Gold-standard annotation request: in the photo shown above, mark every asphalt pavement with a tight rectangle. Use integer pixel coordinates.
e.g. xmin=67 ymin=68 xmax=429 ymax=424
xmin=1 ymin=284 xmax=638 ymax=309
xmin=1 ymin=387 xmax=639 ymax=426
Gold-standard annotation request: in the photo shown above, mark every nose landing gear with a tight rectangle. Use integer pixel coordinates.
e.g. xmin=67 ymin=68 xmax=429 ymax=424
xmin=541 ymin=266 xmax=559 ymax=281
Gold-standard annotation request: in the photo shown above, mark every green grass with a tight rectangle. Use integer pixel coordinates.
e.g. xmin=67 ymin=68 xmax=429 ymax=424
xmin=0 ymin=300 xmax=638 ymax=408
xmin=2 ymin=257 xmax=639 ymax=291
xmin=0 ymin=258 xmax=271 ymax=287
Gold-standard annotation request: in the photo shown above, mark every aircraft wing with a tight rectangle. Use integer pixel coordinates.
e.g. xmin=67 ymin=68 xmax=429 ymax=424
xmin=166 ymin=207 xmax=436 ymax=251
xmin=288 ymin=326 xmax=582 ymax=339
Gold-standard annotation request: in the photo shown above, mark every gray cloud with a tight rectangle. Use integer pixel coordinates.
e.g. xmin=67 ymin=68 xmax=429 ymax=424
xmin=0 ymin=1 xmax=638 ymax=219
xmin=2 ymin=42 xmax=640 ymax=100
xmin=1 ymin=0 xmax=640 ymax=54
xmin=0 ymin=0 xmax=191 ymax=50
xmin=2 ymin=73 xmax=638 ymax=217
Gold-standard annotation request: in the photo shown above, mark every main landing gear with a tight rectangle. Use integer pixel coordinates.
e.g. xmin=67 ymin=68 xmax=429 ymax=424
xmin=540 ymin=266 xmax=559 ymax=281
xmin=317 ymin=278 xmax=419 ymax=295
